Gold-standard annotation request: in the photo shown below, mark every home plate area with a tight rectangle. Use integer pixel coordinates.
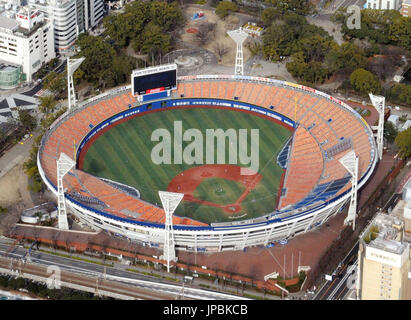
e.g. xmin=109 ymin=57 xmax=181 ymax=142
xmin=167 ymin=164 xmax=263 ymax=215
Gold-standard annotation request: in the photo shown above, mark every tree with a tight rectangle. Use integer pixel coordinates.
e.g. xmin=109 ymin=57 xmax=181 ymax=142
xmin=76 ymin=34 xmax=116 ymax=86
xmin=340 ymin=9 xmax=410 ymax=51
xmin=325 ymin=42 xmax=368 ymax=73
xmin=388 ymin=15 xmax=411 ymax=51
xmin=18 ymin=109 xmax=37 ymax=131
xmin=134 ymin=22 xmax=171 ymax=59
xmin=103 ymin=0 xmax=184 ymax=49
xmin=297 ymin=34 xmax=333 ymax=62
xmin=23 ymin=137 xmax=43 ymax=192
xmin=395 ymin=127 xmax=411 ymax=159
xmin=103 ymin=14 xmax=136 ymax=48
xmin=215 ymin=1 xmax=238 ymax=19
xmin=388 ymin=83 xmax=411 ymax=106
xmin=261 ymin=8 xmax=281 ymax=27
xmin=286 ymin=50 xmax=330 ymax=84
xmin=265 ymin=0 xmax=314 ymax=15
xmin=149 ymin=1 xmax=185 ymax=32
xmin=384 ymin=122 xmax=398 ymax=144
xmin=349 ymin=68 xmax=382 ymax=95
xmin=195 ymin=22 xmax=216 ymax=45
xmin=43 ymin=71 xmax=67 ymax=96
xmin=262 ymin=13 xmax=332 ymax=63
xmin=262 ymin=22 xmax=297 ymax=61
xmin=213 ymin=42 xmax=230 ymax=61
xmin=38 ymin=95 xmax=57 ymax=115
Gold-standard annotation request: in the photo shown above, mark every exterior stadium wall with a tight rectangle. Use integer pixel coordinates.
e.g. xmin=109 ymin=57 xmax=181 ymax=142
xmin=37 ymin=75 xmax=378 ymax=252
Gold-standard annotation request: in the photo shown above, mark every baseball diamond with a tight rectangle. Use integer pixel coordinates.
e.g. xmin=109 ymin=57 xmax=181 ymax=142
xmin=79 ymin=107 xmax=291 ymax=224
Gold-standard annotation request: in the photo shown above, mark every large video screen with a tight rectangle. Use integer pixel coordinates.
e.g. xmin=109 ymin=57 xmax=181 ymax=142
xmin=132 ymin=69 xmax=177 ymax=96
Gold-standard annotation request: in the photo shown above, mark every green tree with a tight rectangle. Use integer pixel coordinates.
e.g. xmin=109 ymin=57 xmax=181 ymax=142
xmin=340 ymin=9 xmax=410 ymax=51
xmin=215 ymin=1 xmax=238 ymax=19
xmin=38 ymin=95 xmax=57 ymax=115
xmin=133 ymin=22 xmax=171 ymax=58
xmin=262 ymin=22 xmax=296 ymax=61
xmin=388 ymin=83 xmax=411 ymax=106
xmin=384 ymin=121 xmax=398 ymax=144
xmin=149 ymin=1 xmax=184 ymax=32
xmin=388 ymin=16 xmax=411 ymax=51
xmin=43 ymin=71 xmax=67 ymax=96
xmin=395 ymin=127 xmax=411 ymax=159
xmin=265 ymin=0 xmax=314 ymax=15
xmin=261 ymin=12 xmax=332 ymax=63
xmin=103 ymin=1 xmax=183 ymax=48
xmin=349 ymin=68 xmax=382 ymax=95
xmin=18 ymin=109 xmax=37 ymax=131
xmin=325 ymin=42 xmax=368 ymax=73
xmin=76 ymin=34 xmax=116 ymax=86
xmin=297 ymin=34 xmax=333 ymax=62
xmin=103 ymin=14 xmax=136 ymax=47
xmin=23 ymin=136 xmax=43 ymax=192
xmin=261 ymin=8 xmax=281 ymax=27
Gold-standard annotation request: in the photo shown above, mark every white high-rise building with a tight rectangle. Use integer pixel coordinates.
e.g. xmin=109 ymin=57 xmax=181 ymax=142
xmin=0 ymin=7 xmax=55 ymax=82
xmin=30 ymin=0 xmax=79 ymax=52
xmin=29 ymin=0 xmax=105 ymax=52
xmin=84 ymin=0 xmax=104 ymax=30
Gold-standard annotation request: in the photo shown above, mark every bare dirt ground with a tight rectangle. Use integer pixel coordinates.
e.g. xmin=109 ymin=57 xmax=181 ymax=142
xmin=0 ymin=155 xmax=35 ymax=235
xmin=306 ymin=15 xmax=344 ymax=45
xmin=0 ymin=163 xmax=33 ymax=208
xmin=181 ymin=6 xmax=251 ymax=67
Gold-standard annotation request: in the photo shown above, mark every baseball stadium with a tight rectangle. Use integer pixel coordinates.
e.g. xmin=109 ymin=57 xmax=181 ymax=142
xmin=37 ymin=68 xmax=378 ymax=252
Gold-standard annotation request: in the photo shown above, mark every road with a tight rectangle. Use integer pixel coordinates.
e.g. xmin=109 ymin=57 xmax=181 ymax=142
xmin=0 ymin=256 xmax=172 ymax=300
xmin=0 ymin=237 xmax=248 ymax=300
xmin=313 ymin=242 xmax=358 ymax=300
xmin=321 ymin=0 xmax=365 ymax=13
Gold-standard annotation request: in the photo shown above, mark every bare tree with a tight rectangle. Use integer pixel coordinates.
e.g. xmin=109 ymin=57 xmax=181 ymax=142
xmin=195 ymin=22 xmax=216 ymax=45
xmin=52 ymin=230 xmax=59 ymax=251
xmin=213 ymin=42 xmax=230 ymax=62
xmin=249 ymin=263 xmax=262 ymax=287
xmin=225 ymin=261 xmax=238 ymax=283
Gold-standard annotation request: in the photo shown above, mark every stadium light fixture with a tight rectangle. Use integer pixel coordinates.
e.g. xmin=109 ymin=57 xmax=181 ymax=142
xmin=369 ymin=93 xmax=385 ymax=161
xmin=159 ymin=190 xmax=184 ymax=272
xmin=339 ymin=150 xmax=358 ymax=231
xmin=67 ymin=57 xmax=85 ymax=111
xmin=56 ymin=152 xmax=76 ymax=230
xmin=227 ymin=28 xmax=248 ymax=76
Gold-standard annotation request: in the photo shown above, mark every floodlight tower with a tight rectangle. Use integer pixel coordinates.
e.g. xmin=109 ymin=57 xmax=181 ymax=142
xmin=159 ymin=191 xmax=184 ymax=273
xmin=369 ymin=93 xmax=385 ymax=161
xmin=227 ymin=28 xmax=248 ymax=76
xmin=67 ymin=57 xmax=85 ymax=110
xmin=56 ymin=152 xmax=76 ymax=230
xmin=339 ymin=150 xmax=359 ymax=231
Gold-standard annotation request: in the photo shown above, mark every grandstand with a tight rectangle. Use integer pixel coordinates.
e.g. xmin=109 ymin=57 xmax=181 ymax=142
xmin=37 ymin=75 xmax=377 ymax=252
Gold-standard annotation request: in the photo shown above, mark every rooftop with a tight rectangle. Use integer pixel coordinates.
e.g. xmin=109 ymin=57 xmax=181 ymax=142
xmin=362 ymin=213 xmax=406 ymax=255
xmin=0 ymin=15 xmax=18 ymax=31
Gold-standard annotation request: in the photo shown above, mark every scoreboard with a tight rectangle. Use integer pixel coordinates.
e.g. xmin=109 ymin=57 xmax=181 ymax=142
xmin=131 ymin=64 xmax=177 ymax=97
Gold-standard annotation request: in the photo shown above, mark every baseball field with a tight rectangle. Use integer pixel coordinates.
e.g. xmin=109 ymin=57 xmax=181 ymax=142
xmin=80 ymin=107 xmax=292 ymax=223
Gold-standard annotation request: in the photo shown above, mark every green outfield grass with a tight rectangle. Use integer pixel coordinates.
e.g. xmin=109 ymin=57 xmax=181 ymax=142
xmin=81 ymin=107 xmax=292 ymax=223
